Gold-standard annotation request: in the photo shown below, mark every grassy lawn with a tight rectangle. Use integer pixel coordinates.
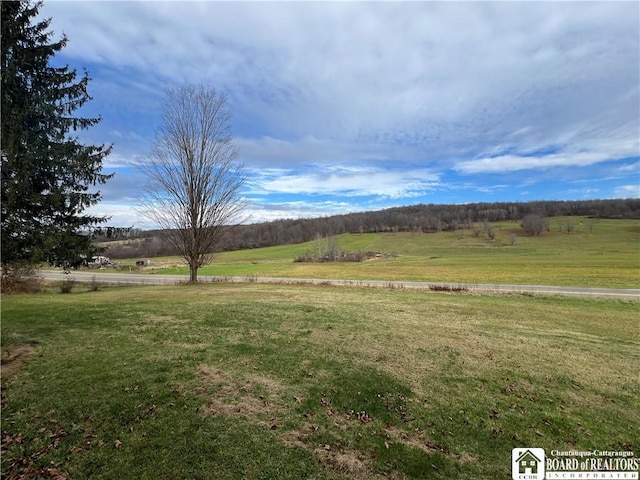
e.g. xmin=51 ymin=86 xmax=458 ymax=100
xmin=2 ymin=283 xmax=638 ymax=479
xmin=139 ymin=217 xmax=640 ymax=288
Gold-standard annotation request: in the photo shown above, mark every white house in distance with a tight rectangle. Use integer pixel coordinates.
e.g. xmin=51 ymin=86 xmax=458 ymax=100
xmin=89 ymin=255 xmax=112 ymax=267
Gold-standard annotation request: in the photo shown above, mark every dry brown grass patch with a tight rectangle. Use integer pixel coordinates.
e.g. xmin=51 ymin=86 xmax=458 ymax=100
xmin=312 ymin=445 xmax=371 ymax=478
xmin=144 ymin=314 xmax=182 ymax=324
xmin=195 ymin=364 xmax=285 ymax=424
xmin=1 ymin=343 xmax=38 ymax=383
xmin=195 ymin=364 xmax=382 ymax=477
xmin=281 ymin=424 xmax=317 ymax=448
xmin=283 ymin=425 xmax=379 ymax=479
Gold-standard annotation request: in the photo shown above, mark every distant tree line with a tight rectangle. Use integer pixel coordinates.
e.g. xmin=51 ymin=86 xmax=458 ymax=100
xmin=104 ymin=198 xmax=640 ymax=259
xmin=221 ymin=198 xmax=640 ymax=250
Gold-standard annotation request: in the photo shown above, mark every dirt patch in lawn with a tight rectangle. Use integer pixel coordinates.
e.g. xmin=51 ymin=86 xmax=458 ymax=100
xmin=1 ymin=343 xmax=38 ymax=384
xmin=144 ymin=314 xmax=184 ymax=324
xmin=313 ymin=445 xmax=371 ymax=478
xmin=196 ymin=364 xmax=462 ymax=479
xmin=195 ymin=364 xmax=285 ymax=425
xmin=283 ymin=427 xmax=375 ymax=479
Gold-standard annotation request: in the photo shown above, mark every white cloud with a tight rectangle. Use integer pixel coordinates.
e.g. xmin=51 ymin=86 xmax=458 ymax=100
xmin=454 ymin=137 xmax=640 ymax=174
xmin=85 ymin=202 xmax=153 ymax=229
xmin=236 ymin=136 xmax=385 ymax=167
xmin=102 ymin=152 xmax=146 ymax=169
xmin=248 ymin=165 xmax=440 ymax=199
xmin=614 ymin=185 xmax=640 ymax=198
xmin=614 ymin=161 xmax=640 ymax=174
xmin=36 ymin=1 xmax=639 ymax=213
xmin=43 ymin=2 xmax=639 ymax=143
xmin=244 ymin=200 xmax=359 ymax=223
xmin=456 ymin=152 xmax=604 ymax=174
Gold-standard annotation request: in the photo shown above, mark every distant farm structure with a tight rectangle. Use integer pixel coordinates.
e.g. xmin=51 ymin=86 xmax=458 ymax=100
xmin=88 ymin=255 xmax=113 ymax=268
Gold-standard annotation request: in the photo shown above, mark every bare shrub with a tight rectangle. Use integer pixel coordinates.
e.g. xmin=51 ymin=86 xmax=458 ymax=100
xmin=89 ymin=275 xmax=102 ymax=291
xmin=1 ymin=276 xmax=43 ymax=294
xmin=59 ymin=278 xmax=76 ymax=294
xmin=565 ymin=220 xmax=575 ymax=234
xmin=521 ymin=214 xmax=546 ymax=236
xmin=294 ymin=248 xmax=372 ymax=263
xmin=294 ymin=251 xmax=315 ymax=263
xmin=429 ymin=284 xmax=468 ymax=293
xmin=1 ymin=265 xmax=42 ymax=294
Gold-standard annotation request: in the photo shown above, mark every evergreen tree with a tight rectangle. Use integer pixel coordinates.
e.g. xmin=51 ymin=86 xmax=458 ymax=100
xmin=1 ymin=0 xmax=112 ymax=272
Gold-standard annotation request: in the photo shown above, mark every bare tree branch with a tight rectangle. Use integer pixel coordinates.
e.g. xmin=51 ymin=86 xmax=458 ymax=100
xmin=138 ymin=84 xmax=246 ymax=282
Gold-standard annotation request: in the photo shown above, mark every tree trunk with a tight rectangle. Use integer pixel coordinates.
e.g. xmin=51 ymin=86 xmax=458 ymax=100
xmin=189 ymin=258 xmax=198 ymax=283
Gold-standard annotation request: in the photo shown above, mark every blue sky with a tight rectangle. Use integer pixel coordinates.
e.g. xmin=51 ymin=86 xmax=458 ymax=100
xmin=40 ymin=1 xmax=639 ymax=228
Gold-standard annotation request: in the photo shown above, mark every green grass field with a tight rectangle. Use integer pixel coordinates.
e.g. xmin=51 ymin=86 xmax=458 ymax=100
xmin=139 ymin=217 xmax=640 ymax=288
xmin=2 ymin=283 xmax=638 ymax=479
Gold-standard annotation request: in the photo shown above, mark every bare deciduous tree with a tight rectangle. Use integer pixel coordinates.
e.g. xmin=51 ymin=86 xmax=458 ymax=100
xmin=139 ymin=84 xmax=245 ymax=282
xmin=521 ymin=214 xmax=546 ymax=236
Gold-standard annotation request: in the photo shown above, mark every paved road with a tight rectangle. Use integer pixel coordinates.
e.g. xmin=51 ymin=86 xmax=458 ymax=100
xmin=37 ymin=270 xmax=640 ymax=300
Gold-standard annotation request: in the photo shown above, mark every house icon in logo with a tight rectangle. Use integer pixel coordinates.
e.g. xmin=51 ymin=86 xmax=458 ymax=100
xmin=512 ymin=448 xmax=545 ymax=480
xmin=517 ymin=450 xmax=541 ymax=474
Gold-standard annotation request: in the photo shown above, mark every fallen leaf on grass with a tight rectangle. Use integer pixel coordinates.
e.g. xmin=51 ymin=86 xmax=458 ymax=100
xmin=114 ymin=439 xmax=123 ymax=448
xmin=1 ymin=432 xmax=23 ymax=446
xmin=357 ymin=411 xmax=372 ymax=423
xmin=145 ymin=404 xmax=157 ymax=415
xmin=424 ymin=440 xmax=450 ymax=455
xmin=45 ymin=466 xmax=69 ymax=480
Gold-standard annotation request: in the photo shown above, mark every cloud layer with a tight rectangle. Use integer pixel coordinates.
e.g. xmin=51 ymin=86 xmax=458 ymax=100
xmin=40 ymin=1 xmax=639 ymax=226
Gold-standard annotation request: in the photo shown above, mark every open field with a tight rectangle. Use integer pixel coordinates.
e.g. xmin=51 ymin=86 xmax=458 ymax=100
xmin=2 ymin=283 xmax=639 ymax=479
xmin=124 ymin=217 xmax=640 ymax=288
